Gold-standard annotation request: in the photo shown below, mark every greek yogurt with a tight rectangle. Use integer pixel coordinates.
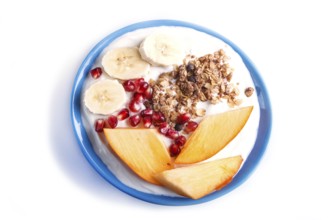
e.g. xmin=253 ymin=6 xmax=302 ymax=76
xmin=80 ymin=26 xmax=260 ymax=196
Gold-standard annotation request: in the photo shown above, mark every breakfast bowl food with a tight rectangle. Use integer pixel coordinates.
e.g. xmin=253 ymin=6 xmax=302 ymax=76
xmin=71 ymin=20 xmax=272 ymax=205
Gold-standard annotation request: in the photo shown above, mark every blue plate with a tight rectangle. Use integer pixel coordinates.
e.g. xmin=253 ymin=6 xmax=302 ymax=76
xmin=70 ymin=20 xmax=272 ymax=205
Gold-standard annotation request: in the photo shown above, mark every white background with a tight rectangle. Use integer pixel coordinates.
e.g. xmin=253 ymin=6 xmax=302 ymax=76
xmin=1 ymin=0 xmax=330 ymax=219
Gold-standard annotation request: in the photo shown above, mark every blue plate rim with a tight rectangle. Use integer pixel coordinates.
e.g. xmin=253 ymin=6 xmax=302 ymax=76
xmin=70 ymin=19 xmax=272 ymax=206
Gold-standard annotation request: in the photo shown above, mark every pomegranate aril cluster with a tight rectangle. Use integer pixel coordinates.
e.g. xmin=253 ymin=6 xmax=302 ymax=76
xmin=168 ymin=134 xmax=187 ymax=157
xmin=94 ymin=115 xmax=119 ymax=132
xmin=122 ymin=78 xmax=154 ymax=128
xmin=175 ymin=113 xmax=199 ymax=134
xmin=92 ymin=77 xmax=200 ymax=158
xmin=93 ymin=78 xmax=152 ymax=132
xmin=123 ymin=78 xmax=150 ymax=94
xmin=166 ymin=113 xmax=199 ymax=157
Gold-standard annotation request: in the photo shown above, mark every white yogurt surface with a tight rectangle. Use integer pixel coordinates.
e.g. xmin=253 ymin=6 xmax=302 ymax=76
xmin=81 ymin=27 xmax=260 ymax=197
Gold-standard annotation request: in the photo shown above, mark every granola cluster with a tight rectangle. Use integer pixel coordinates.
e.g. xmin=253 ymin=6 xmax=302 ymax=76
xmin=151 ymin=49 xmax=247 ymax=124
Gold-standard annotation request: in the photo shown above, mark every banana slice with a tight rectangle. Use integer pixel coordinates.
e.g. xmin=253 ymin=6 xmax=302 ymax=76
xmin=101 ymin=47 xmax=150 ymax=80
xmin=139 ymin=32 xmax=185 ymax=66
xmin=84 ymin=79 xmax=127 ymax=115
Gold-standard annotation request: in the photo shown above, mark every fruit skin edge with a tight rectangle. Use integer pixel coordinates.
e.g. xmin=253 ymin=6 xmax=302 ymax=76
xmin=70 ymin=19 xmax=272 ymax=206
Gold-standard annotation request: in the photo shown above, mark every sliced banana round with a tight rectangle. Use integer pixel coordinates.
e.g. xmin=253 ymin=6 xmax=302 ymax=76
xmin=101 ymin=47 xmax=150 ymax=80
xmin=84 ymin=79 xmax=127 ymax=115
xmin=139 ymin=32 xmax=185 ymax=66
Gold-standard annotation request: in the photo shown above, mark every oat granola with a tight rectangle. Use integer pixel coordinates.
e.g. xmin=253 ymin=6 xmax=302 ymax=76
xmin=152 ymin=49 xmax=242 ymax=124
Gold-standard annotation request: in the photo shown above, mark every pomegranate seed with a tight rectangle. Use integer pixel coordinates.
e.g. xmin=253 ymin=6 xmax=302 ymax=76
xmin=128 ymin=100 xmax=141 ymax=112
xmin=133 ymin=92 xmax=144 ymax=102
xmin=144 ymin=86 xmax=153 ymax=100
xmin=166 ymin=128 xmax=179 ymax=139
xmin=107 ymin=115 xmax=118 ymax=128
xmin=174 ymin=123 xmax=184 ymax=131
xmin=142 ymin=116 xmax=152 ymax=128
xmin=152 ymin=111 xmax=166 ymax=124
xmin=184 ymin=121 xmax=199 ymax=133
xmin=123 ymin=80 xmax=136 ymax=92
xmin=90 ymin=67 xmax=102 ymax=79
xmin=129 ymin=114 xmax=141 ymax=127
xmin=176 ymin=113 xmax=191 ymax=124
xmin=117 ymin=108 xmax=130 ymax=120
xmin=94 ymin=119 xmax=105 ymax=132
xmin=136 ymin=81 xmax=149 ymax=93
xmin=134 ymin=78 xmax=144 ymax=87
xmin=158 ymin=122 xmax=169 ymax=135
xmin=169 ymin=144 xmax=181 ymax=157
xmin=140 ymin=108 xmax=153 ymax=117
xmin=174 ymin=135 xmax=186 ymax=146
